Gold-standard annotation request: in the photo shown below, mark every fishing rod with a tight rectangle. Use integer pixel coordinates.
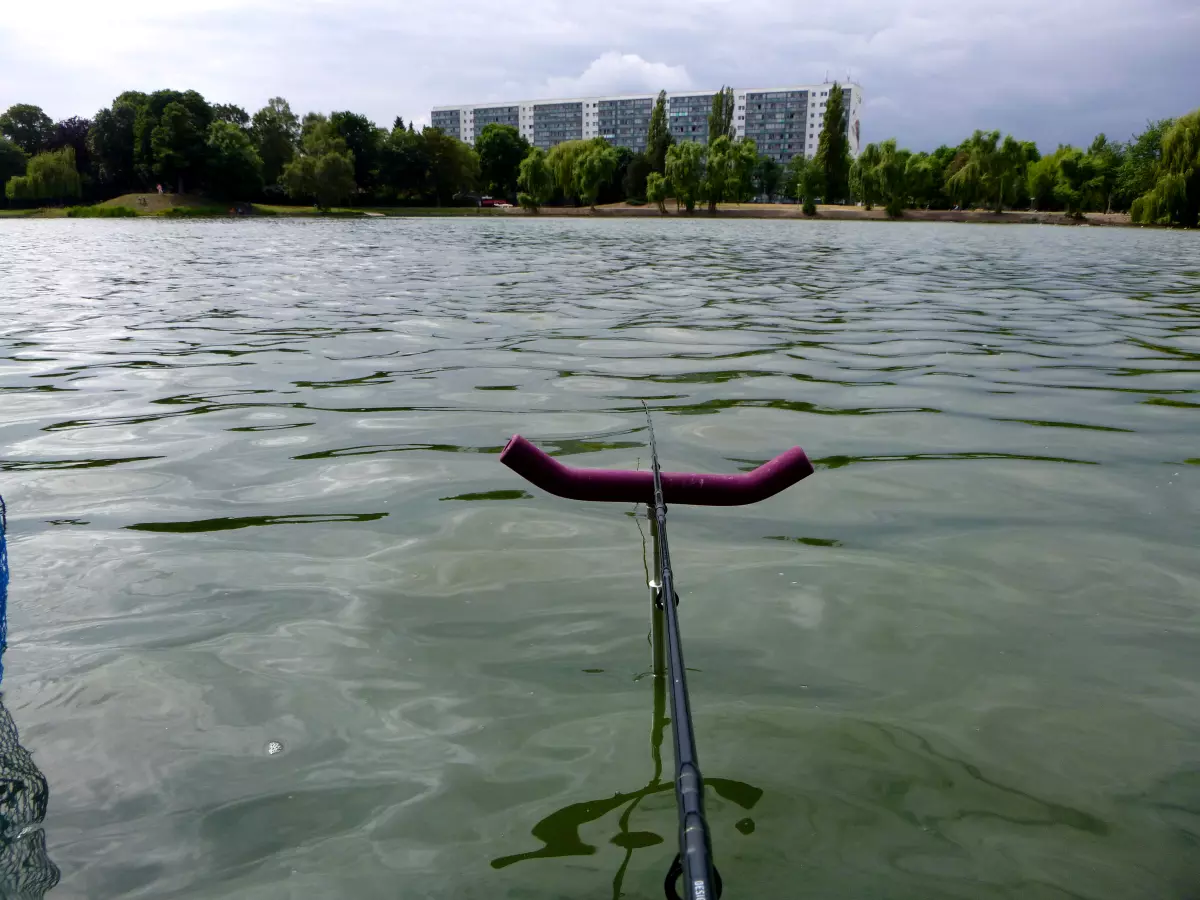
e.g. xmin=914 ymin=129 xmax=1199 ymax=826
xmin=500 ymin=420 xmax=813 ymax=899
xmin=646 ymin=412 xmax=717 ymax=899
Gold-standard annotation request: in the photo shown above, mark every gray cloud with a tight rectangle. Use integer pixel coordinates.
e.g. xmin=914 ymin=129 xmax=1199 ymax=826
xmin=1 ymin=0 xmax=1196 ymax=150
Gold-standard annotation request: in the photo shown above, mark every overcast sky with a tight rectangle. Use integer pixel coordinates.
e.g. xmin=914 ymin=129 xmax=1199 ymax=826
xmin=1 ymin=0 xmax=1196 ymax=151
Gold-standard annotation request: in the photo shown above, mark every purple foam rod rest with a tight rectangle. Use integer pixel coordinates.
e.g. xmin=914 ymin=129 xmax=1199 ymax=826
xmin=499 ymin=435 xmax=814 ymax=506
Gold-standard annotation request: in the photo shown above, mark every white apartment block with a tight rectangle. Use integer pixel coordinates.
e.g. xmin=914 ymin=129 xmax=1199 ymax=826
xmin=431 ymin=83 xmax=863 ymax=164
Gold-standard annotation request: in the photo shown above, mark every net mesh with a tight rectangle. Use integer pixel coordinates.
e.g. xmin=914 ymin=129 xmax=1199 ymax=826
xmin=0 ymin=497 xmax=61 ymax=898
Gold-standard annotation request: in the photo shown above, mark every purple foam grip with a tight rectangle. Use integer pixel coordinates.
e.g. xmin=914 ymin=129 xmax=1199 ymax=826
xmin=500 ymin=435 xmax=814 ymax=506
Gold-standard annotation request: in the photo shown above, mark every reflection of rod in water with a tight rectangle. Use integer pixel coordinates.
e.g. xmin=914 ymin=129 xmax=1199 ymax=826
xmin=605 ymin=515 xmax=669 ymax=900
xmin=0 ymin=497 xmax=61 ymax=898
xmin=490 ymin=504 xmax=763 ymax=896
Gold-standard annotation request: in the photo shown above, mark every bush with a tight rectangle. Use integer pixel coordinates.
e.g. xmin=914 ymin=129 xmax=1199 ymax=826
xmin=66 ymin=205 xmax=138 ymax=218
xmin=802 ymin=199 xmax=817 ymax=216
xmin=517 ymin=192 xmax=539 ymax=212
xmin=884 ymin=197 xmax=904 ymax=218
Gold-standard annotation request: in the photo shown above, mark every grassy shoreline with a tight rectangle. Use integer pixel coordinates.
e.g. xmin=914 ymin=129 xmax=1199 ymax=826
xmin=1 ymin=193 xmax=1139 ymax=226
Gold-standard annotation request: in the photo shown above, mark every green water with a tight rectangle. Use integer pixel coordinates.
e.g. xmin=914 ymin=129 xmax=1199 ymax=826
xmin=1 ymin=218 xmax=1198 ymax=899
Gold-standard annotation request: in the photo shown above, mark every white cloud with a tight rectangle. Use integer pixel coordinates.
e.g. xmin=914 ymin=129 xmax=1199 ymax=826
xmin=540 ymin=52 xmax=694 ymax=99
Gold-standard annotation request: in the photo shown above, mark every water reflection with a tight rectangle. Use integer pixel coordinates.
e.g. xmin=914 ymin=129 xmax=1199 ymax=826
xmin=492 ymin=511 xmax=763 ymax=898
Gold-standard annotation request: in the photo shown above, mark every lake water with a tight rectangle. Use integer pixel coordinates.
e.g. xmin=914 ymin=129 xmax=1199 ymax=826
xmin=0 ymin=218 xmax=1198 ymax=899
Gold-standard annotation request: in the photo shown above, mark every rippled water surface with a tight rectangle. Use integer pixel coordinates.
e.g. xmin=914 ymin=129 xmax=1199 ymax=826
xmin=1 ymin=218 xmax=1199 ymax=899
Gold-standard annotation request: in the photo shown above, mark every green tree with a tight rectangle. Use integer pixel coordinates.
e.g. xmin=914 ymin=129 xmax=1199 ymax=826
xmin=1054 ymin=147 xmax=1099 ymax=217
xmin=851 ymin=139 xmax=908 ymax=216
xmin=646 ymin=90 xmax=673 ymax=174
xmin=730 ymin=138 xmax=758 ymax=202
xmin=1027 ymin=153 xmax=1061 ymax=210
xmin=206 ymin=121 xmax=263 ymax=199
xmin=378 ymin=125 xmax=427 ymax=201
xmin=5 ymin=146 xmax=82 ymax=204
xmin=331 ymin=111 xmax=383 ymax=195
xmin=574 ymin=142 xmax=619 ymax=210
xmin=622 ymin=151 xmax=651 ymax=201
xmin=996 ymin=135 xmax=1035 ymax=211
xmin=703 ymin=135 xmax=732 ymax=212
xmin=546 ymin=139 xmax=592 ymax=205
xmin=134 ymin=90 xmax=212 ymax=187
xmin=422 ymin=126 xmax=478 ymax=205
xmin=45 ymin=118 xmax=93 ymax=195
xmin=517 ymin=147 xmax=554 ymax=211
xmin=813 ymin=83 xmax=851 ymax=203
xmin=311 ymin=153 xmax=356 ymax=209
xmin=707 ymin=86 xmax=734 ymax=144
xmin=851 ymin=142 xmax=883 ymax=209
xmin=877 ymin=139 xmax=909 ymax=217
xmin=378 ymin=124 xmax=428 ymax=201
xmin=151 ymin=101 xmax=208 ymax=193
xmin=251 ymin=98 xmax=300 ymax=187
xmin=88 ymin=92 xmax=147 ymax=192
xmin=1131 ymin=109 xmax=1200 ymax=227
xmin=601 ymin=146 xmax=636 ymax=205
xmin=904 ymin=153 xmax=937 ymax=209
xmin=945 ymin=130 xmax=1001 ymax=211
xmin=1086 ymin=134 xmax=1122 ymax=213
xmin=281 ymin=118 xmax=357 ymax=209
xmin=0 ymin=137 xmax=27 ymax=204
xmin=701 ymin=135 xmax=756 ymax=210
xmin=0 ymin=104 xmax=54 ymax=155
xmin=753 ymin=155 xmax=782 ymax=202
xmin=790 ymin=154 xmax=822 ymax=215
xmin=476 ymin=123 xmax=530 ymax=200
xmin=924 ymin=145 xmax=958 ymax=209
xmin=941 ymin=131 xmax=1035 ymax=213
xmin=646 ymin=171 xmax=669 ymax=214
xmin=213 ymin=104 xmax=250 ymax=128
xmin=782 ymin=153 xmax=808 ymax=202
xmin=1117 ymin=119 xmax=1173 ymax=211
xmin=665 ymin=140 xmax=704 ymax=213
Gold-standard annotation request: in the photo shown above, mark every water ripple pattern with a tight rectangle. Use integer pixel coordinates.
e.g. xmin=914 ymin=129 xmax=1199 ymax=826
xmin=1 ymin=218 xmax=1198 ymax=898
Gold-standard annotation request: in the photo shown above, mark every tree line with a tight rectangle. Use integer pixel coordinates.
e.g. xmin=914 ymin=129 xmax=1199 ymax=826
xmin=1 ymin=88 xmax=1196 ymax=226
xmin=0 ymin=93 xmax=480 ymax=209
xmin=850 ymin=112 xmax=1199 ymax=225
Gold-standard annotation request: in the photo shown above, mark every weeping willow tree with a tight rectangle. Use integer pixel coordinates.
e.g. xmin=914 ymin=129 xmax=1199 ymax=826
xmin=574 ymin=141 xmax=619 ymax=210
xmin=3 ymin=146 xmax=81 ymax=205
xmin=942 ymin=130 xmax=1036 ymax=213
xmin=517 ymin=147 xmax=554 ymax=212
xmin=945 ymin=130 xmax=1000 ymax=211
xmin=850 ymin=142 xmax=883 ymax=209
xmin=1131 ymin=109 xmax=1200 ymax=227
xmin=851 ymin=139 xmax=910 ymax=217
xmin=876 ymin=139 xmax=910 ymax=217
